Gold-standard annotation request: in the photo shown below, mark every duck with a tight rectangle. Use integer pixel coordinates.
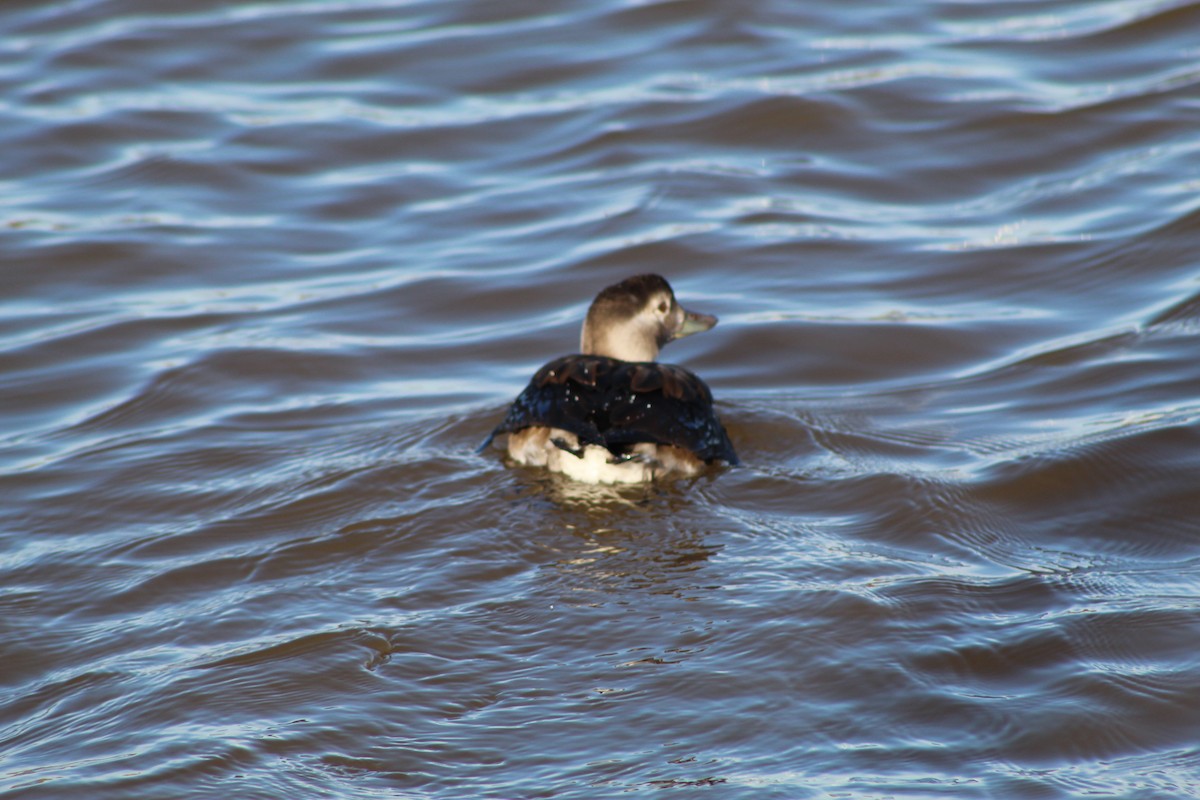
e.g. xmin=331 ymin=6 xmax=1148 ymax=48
xmin=482 ymin=274 xmax=737 ymax=483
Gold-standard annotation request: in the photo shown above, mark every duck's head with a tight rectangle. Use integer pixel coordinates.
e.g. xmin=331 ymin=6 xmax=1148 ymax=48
xmin=580 ymin=274 xmax=718 ymax=362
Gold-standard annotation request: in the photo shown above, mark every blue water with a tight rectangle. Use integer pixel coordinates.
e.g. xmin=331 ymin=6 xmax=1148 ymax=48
xmin=3 ymin=0 xmax=1200 ymax=797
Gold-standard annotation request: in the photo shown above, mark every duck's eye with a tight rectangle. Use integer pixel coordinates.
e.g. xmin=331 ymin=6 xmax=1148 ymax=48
xmin=657 ymin=301 xmax=668 ymax=314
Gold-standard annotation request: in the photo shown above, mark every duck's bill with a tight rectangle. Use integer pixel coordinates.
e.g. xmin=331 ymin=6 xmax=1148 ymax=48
xmin=674 ymin=308 xmax=718 ymax=339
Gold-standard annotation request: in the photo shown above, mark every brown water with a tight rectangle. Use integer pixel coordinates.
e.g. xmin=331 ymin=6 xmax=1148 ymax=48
xmin=4 ymin=0 xmax=1200 ymax=797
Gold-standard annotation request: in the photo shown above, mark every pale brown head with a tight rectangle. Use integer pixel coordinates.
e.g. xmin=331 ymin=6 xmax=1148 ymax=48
xmin=579 ymin=274 xmax=718 ymax=362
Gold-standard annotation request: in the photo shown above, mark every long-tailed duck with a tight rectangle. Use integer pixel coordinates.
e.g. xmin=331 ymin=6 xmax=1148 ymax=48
xmin=482 ymin=274 xmax=737 ymax=483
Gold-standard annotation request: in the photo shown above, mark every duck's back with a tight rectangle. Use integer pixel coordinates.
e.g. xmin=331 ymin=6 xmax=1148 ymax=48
xmin=488 ymin=354 xmax=738 ymax=468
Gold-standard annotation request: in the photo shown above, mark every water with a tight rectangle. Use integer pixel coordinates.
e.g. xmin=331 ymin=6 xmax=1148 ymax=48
xmin=3 ymin=0 xmax=1200 ymax=797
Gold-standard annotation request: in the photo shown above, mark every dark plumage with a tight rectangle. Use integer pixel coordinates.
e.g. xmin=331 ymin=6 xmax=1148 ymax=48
xmin=486 ymin=355 xmax=737 ymax=465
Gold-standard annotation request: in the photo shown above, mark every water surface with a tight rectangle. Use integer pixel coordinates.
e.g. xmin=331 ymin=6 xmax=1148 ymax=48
xmin=4 ymin=0 xmax=1200 ymax=797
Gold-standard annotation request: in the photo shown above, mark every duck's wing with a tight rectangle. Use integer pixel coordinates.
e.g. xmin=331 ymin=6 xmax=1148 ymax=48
xmin=479 ymin=356 xmax=610 ymax=452
xmin=483 ymin=356 xmax=737 ymax=465
xmin=605 ymin=361 xmax=739 ymax=465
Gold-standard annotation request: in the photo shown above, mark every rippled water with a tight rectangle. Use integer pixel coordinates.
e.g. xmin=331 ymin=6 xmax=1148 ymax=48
xmin=4 ymin=0 xmax=1200 ymax=797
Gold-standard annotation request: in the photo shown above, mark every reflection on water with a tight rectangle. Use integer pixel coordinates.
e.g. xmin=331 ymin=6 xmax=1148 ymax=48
xmin=4 ymin=0 xmax=1200 ymax=797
